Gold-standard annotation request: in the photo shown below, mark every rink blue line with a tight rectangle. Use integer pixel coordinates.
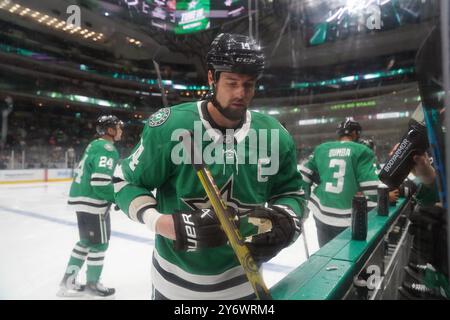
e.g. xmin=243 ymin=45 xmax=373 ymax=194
xmin=0 ymin=205 xmax=293 ymax=273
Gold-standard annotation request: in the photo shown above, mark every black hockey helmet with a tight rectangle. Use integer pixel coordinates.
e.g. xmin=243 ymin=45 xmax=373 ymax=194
xmin=337 ymin=118 xmax=362 ymax=137
xmin=359 ymin=138 xmax=375 ymax=150
xmin=206 ymin=33 xmax=265 ymax=80
xmin=96 ymin=115 xmax=123 ymax=136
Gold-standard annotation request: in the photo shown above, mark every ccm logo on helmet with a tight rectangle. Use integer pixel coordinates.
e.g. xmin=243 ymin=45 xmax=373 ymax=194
xmin=235 ymin=57 xmax=257 ymax=63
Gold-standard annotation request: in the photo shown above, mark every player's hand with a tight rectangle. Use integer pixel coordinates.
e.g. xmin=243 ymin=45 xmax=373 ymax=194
xmin=413 ymin=153 xmax=436 ymax=186
xmin=173 ymin=208 xmax=238 ymax=251
xmin=245 ymin=205 xmax=302 ymax=265
xmin=389 ymin=189 xmax=399 ymax=203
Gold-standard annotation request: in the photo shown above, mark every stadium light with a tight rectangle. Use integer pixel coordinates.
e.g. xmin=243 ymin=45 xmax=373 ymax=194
xmin=38 ymin=14 xmax=49 ymax=23
xmin=9 ymin=3 xmax=19 ymax=13
xmin=0 ymin=0 xmax=11 ymax=9
xmin=325 ymin=0 xmax=391 ymax=23
xmin=1 ymin=1 xmax=105 ymax=43
xmin=19 ymin=7 xmax=30 ymax=16
xmin=341 ymin=75 xmax=357 ymax=82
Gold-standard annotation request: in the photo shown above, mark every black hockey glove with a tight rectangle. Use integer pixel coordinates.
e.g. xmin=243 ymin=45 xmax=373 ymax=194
xmin=409 ymin=204 xmax=448 ymax=273
xmin=246 ymin=205 xmax=302 ymax=265
xmin=173 ymin=208 xmax=238 ymax=251
xmin=398 ymin=179 xmax=418 ymax=199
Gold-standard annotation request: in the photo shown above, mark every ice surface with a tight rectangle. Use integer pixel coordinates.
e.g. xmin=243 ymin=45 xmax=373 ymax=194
xmin=0 ymin=182 xmax=320 ymax=300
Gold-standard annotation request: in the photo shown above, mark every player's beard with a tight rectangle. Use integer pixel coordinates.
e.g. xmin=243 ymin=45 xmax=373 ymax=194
xmin=212 ymin=96 xmax=248 ymax=121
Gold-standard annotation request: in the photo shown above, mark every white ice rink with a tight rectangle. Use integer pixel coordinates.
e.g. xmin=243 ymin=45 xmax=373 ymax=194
xmin=0 ymin=182 xmax=320 ymax=300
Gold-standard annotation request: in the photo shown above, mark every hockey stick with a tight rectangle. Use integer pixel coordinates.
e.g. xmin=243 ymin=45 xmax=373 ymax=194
xmin=180 ymin=131 xmax=272 ymax=300
xmin=153 ymin=59 xmax=169 ymax=109
xmin=302 ymin=222 xmax=310 ymax=259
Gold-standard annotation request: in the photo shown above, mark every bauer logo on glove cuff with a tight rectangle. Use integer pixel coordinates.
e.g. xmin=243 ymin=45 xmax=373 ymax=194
xmin=181 ymin=213 xmax=198 ymax=251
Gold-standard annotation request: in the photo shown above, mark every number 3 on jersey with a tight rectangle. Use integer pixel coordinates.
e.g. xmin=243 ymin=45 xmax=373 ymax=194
xmin=325 ymin=159 xmax=346 ymax=194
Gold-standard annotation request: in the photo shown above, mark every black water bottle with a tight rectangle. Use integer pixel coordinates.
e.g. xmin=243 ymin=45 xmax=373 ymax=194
xmin=377 ymin=184 xmax=389 ymax=216
xmin=352 ymin=194 xmax=368 ymax=241
xmin=379 ymin=120 xmax=429 ymax=188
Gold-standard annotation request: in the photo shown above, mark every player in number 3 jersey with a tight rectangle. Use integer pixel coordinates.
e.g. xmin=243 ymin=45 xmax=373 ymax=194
xmin=300 ymin=119 xmax=381 ymax=247
xmin=57 ymin=115 xmax=123 ymax=298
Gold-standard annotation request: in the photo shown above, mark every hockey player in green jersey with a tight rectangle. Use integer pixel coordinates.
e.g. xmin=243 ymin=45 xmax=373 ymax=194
xmin=113 ymin=33 xmax=305 ymax=300
xmin=300 ymin=119 xmax=380 ymax=247
xmin=57 ymin=115 xmax=123 ymax=298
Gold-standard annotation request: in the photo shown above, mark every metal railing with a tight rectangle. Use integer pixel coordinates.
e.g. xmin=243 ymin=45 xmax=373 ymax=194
xmin=0 ymin=146 xmax=77 ymax=170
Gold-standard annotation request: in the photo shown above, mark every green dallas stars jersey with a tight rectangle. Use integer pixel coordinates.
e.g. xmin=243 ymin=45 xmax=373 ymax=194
xmin=68 ymin=138 xmax=119 ymax=214
xmin=114 ymin=101 xmax=305 ymax=300
xmin=300 ymin=141 xmax=380 ymax=228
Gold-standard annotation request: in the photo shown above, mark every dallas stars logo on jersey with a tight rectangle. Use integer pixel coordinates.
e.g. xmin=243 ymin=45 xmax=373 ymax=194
xmin=148 ymin=108 xmax=171 ymax=127
xmin=182 ymin=176 xmax=260 ymax=215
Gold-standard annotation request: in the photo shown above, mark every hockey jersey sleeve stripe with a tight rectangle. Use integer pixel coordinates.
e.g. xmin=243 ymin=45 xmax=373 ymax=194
xmin=359 ymin=180 xmax=380 ymax=187
xmin=68 ymin=200 xmax=109 ymax=208
xmin=300 ymin=167 xmax=319 ymax=184
xmin=91 ymin=177 xmax=111 ymax=182
xmin=299 ymin=165 xmax=314 ymax=175
xmin=91 ymin=173 xmax=112 ymax=180
xmin=300 ymin=173 xmax=312 ymax=183
xmin=310 ymin=193 xmax=352 ymax=217
xmin=68 ymin=197 xmax=108 ymax=205
xmin=128 ymin=195 xmax=157 ymax=223
xmin=90 ymin=181 xmax=111 ymax=187
xmin=360 ymin=185 xmax=378 ymax=191
xmin=112 ymin=164 xmax=129 ymax=193
xmin=299 ymin=169 xmax=313 ymax=179
xmin=136 ymin=204 xmax=156 ymax=224
xmin=113 ymin=180 xmax=129 ymax=193
xmin=363 ymin=190 xmax=378 ymax=196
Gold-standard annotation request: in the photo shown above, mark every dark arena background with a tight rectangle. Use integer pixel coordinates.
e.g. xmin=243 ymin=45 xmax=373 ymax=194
xmin=0 ymin=0 xmax=449 ymax=302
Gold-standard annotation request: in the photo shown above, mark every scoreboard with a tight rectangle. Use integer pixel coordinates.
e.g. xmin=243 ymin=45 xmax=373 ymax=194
xmin=120 ymin=0 xmax=247 ymax=34
xmin=174 ymin=0 xmax=210 ymax=34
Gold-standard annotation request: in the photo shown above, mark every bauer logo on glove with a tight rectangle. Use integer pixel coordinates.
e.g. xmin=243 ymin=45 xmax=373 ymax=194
xmin=173 ymin=207 xmax=239 ymax=251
